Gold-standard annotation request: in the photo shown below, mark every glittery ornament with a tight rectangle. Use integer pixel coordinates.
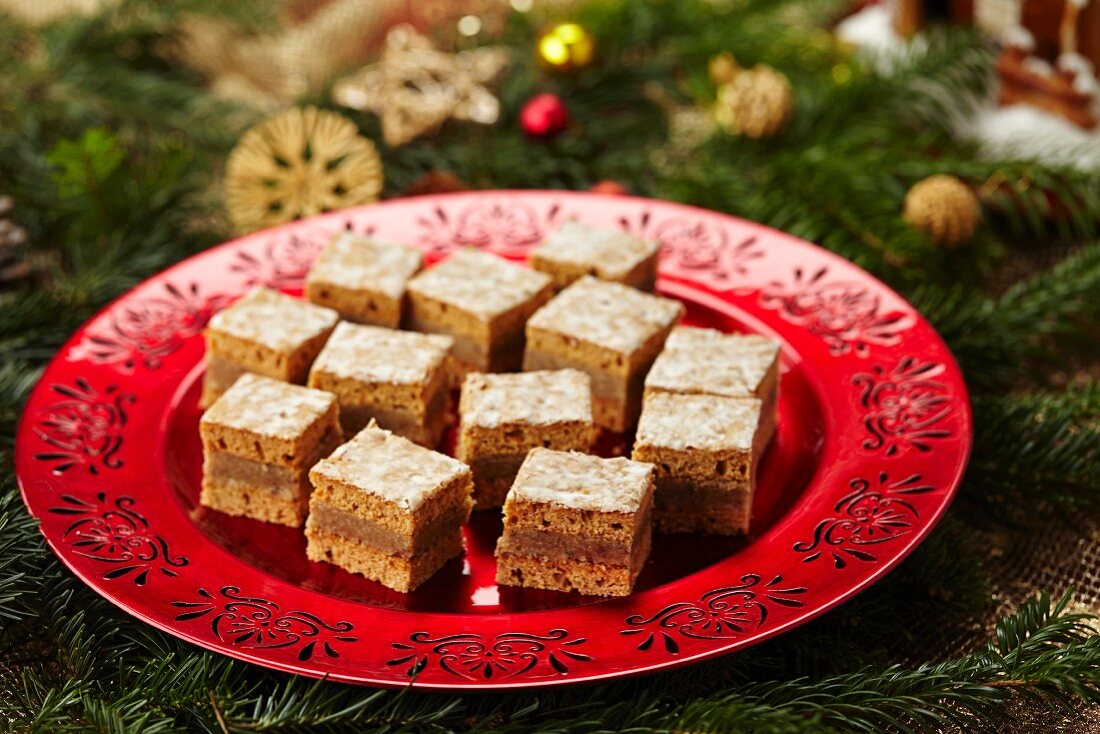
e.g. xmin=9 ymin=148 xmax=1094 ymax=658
xmin=332 ymin=24 xmax=510 ymax=147
xmin=225 ymin=106 xmax=382 ymax=232
xmin=903 ymin=175 xmax=980 ymax=247
xmin=714 ymin=62 xmax=794 ymax=139
xmin=520 ymin=93 xmax=570 ymax=138
xmin=536 ymin=22 xmax=596 ymax=73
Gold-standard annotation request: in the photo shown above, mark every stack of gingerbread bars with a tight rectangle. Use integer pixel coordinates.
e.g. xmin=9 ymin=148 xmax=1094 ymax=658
xmin=495 ymin=448 xmax=655 ymax=596
xmin=305 ymin=421 xmax=473 ymax=593
xmin=634 ymin=327 xmax=779 ymax=535
xmin=199 ymin=373 xmax=342 ymax=526
xmin=198 ymin=221 xmax=780 ymax=597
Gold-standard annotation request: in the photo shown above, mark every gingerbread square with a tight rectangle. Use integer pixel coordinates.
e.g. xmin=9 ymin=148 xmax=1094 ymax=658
xmin=305 ymin=231 xmax=423 ymax=328
xmin=456 ymin=370 xmax=594 ymax=509
xmin=201 ymin=287 xmax=338 ymax=407
xmin=308 ymin=322 xmax=453 ymax=447
xmin=305 ymin=422 xmax=473 ymax=592
xmin=632 ymin=391 xmax=766 ymax=535
xmin=495 ymin=448 xmax=654 ymax=596
xmin=406 ymin=250 xmax=553 ymax=374
xmin=523 ymin=276 xmax=683 ymax=432
xmin=645 ymin=326 xmax=780 ymax=444
xmin=529 ymin=221 xmax=659 ymax=291
xmin=200 ymin=373 xmax=342 ymax=526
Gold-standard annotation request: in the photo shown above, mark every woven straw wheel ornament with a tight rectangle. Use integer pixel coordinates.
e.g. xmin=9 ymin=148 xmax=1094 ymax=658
xmin=903 ymin=175 xmax=980 ymax=247
xmin=225 ymin=106 xmax=383 ymax=232
xmin=714 ymin=63 xmax=793 ymax=139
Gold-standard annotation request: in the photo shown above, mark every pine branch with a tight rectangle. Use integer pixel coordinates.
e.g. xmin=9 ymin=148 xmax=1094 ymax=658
xmin=963 ymin=384 xmax=1099 ymax=520
xmin=912 ymin=244 xmax=1100 ymax=390
xmin=667 ymin=591 xmax=1100 ymax=734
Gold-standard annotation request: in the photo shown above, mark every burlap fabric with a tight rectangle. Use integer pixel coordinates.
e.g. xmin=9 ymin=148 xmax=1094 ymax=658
xmin=935 ymin=519 xmax=1100 ymax=733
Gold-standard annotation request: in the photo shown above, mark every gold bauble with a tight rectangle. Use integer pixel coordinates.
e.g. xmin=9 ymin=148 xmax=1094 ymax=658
xmin=225 ymin=106 xmax=382 ymax=233
xmin=903 ymin=175 xmax=980 ymax=247
xmin=537 ymin=22 xmax=596 ymax=72
xmin=714 ymin=63 xmax=793 ymax=139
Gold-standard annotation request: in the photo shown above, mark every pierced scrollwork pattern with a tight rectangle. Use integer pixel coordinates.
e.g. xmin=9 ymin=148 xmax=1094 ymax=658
xmin=68 ymin=282 xmax=229 ymax=371
xmin=33 ymin=378 xmax=135 ymax=475
xmin=48 ymin=492 xmax=188 ymax=585
xmin=621 ymin=575 xmax=807 ymax=654
xmin=620 ymin=210 xmax=763 ymax=288
xmin=231 ymin=229 xmax=331 ymax=289
xmin=172 ymin=586 xmax=358 ymax=661
xmin=387 ymin=629 xmax=591 ymax=679
xmin=760 ymin=266 xmax=914 ymax=356
xmin=793 ymin=473 xmax=935 ymax=568
xmin=416 ymin=199 xmax=573 ymax=256
xmin=853 ymin=357 xmax=952 ymax=456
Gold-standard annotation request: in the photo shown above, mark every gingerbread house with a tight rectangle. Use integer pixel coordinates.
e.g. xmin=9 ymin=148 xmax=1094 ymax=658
xmin=891 ymin=0 xmax=1099 ymax=128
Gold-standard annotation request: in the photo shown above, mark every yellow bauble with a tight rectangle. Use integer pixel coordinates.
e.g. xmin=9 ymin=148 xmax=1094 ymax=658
xmin=225 ymin=106 xmax=382 ymax=233
xmin=903 ymin=175 xmax=980 ymax=247
xmin=714 ymin=64 xmax=793 ymax=140
xmin=537 ymin=22 xmax=595 ymax=72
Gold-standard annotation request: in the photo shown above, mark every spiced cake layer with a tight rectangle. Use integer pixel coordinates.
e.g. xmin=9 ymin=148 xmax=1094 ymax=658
xmin=306 ymin=527 xmax=465 ymax=593
xmin=652 ymin=478 xmax=752 ymax=535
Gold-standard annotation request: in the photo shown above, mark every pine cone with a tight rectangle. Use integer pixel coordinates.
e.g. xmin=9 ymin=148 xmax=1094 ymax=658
xmin=0 ymin=195 xmax=31 ymax=291
xmin=903 ymin=175 xmax=980 ymax=247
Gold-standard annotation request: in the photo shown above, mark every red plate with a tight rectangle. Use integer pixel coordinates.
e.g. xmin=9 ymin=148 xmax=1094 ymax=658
xmin=15 ymin=191 xmax=971 ymax=689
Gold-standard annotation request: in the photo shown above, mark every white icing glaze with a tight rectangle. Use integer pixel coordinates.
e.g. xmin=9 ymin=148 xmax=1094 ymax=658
xmin=208 ymin=287 xmax=338 ymax=351
xmin=307 ymin=232 xmax=422 ymax=299
xmin=201 ymin=373 xmax=335 ymax=438
xmin=312 ymin=321 xmax=452 ymax=385
xmin=533 ymin=221 xmax=658 ymax=277
xmin=636 ymin=392 xmax=761 ymax=451
xmin=645 ymin=326 xmax=780 ymax=397
xmin=510 ymin=448 xmax=652 ymax=513
xmin=461 ymin=370 xmax=592 ymax=427
xmin=312 ymin=423 xmax=469 ymax=510
xmin=526 ymin=276 xmax=683 ymax=354
xmin=407 ymin=250 xmax=551 ymax=321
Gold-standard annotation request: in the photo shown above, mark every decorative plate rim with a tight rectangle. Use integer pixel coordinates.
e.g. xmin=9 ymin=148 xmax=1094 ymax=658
xmin=15 ymin=190 xmax=972 ymax=689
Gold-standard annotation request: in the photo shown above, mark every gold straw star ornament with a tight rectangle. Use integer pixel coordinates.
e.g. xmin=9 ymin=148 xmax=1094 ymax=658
xmin=333 ymin=25 xmax=511 ymax=147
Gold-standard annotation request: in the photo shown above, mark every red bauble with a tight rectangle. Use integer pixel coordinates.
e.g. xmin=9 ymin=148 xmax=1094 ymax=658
xmin=520 ymin=93 xmax=570 ymax=138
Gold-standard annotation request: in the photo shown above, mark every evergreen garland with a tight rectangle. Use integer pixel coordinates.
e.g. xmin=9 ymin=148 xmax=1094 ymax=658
xmin=1 ymin=0 xmax=1098 ymax=731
